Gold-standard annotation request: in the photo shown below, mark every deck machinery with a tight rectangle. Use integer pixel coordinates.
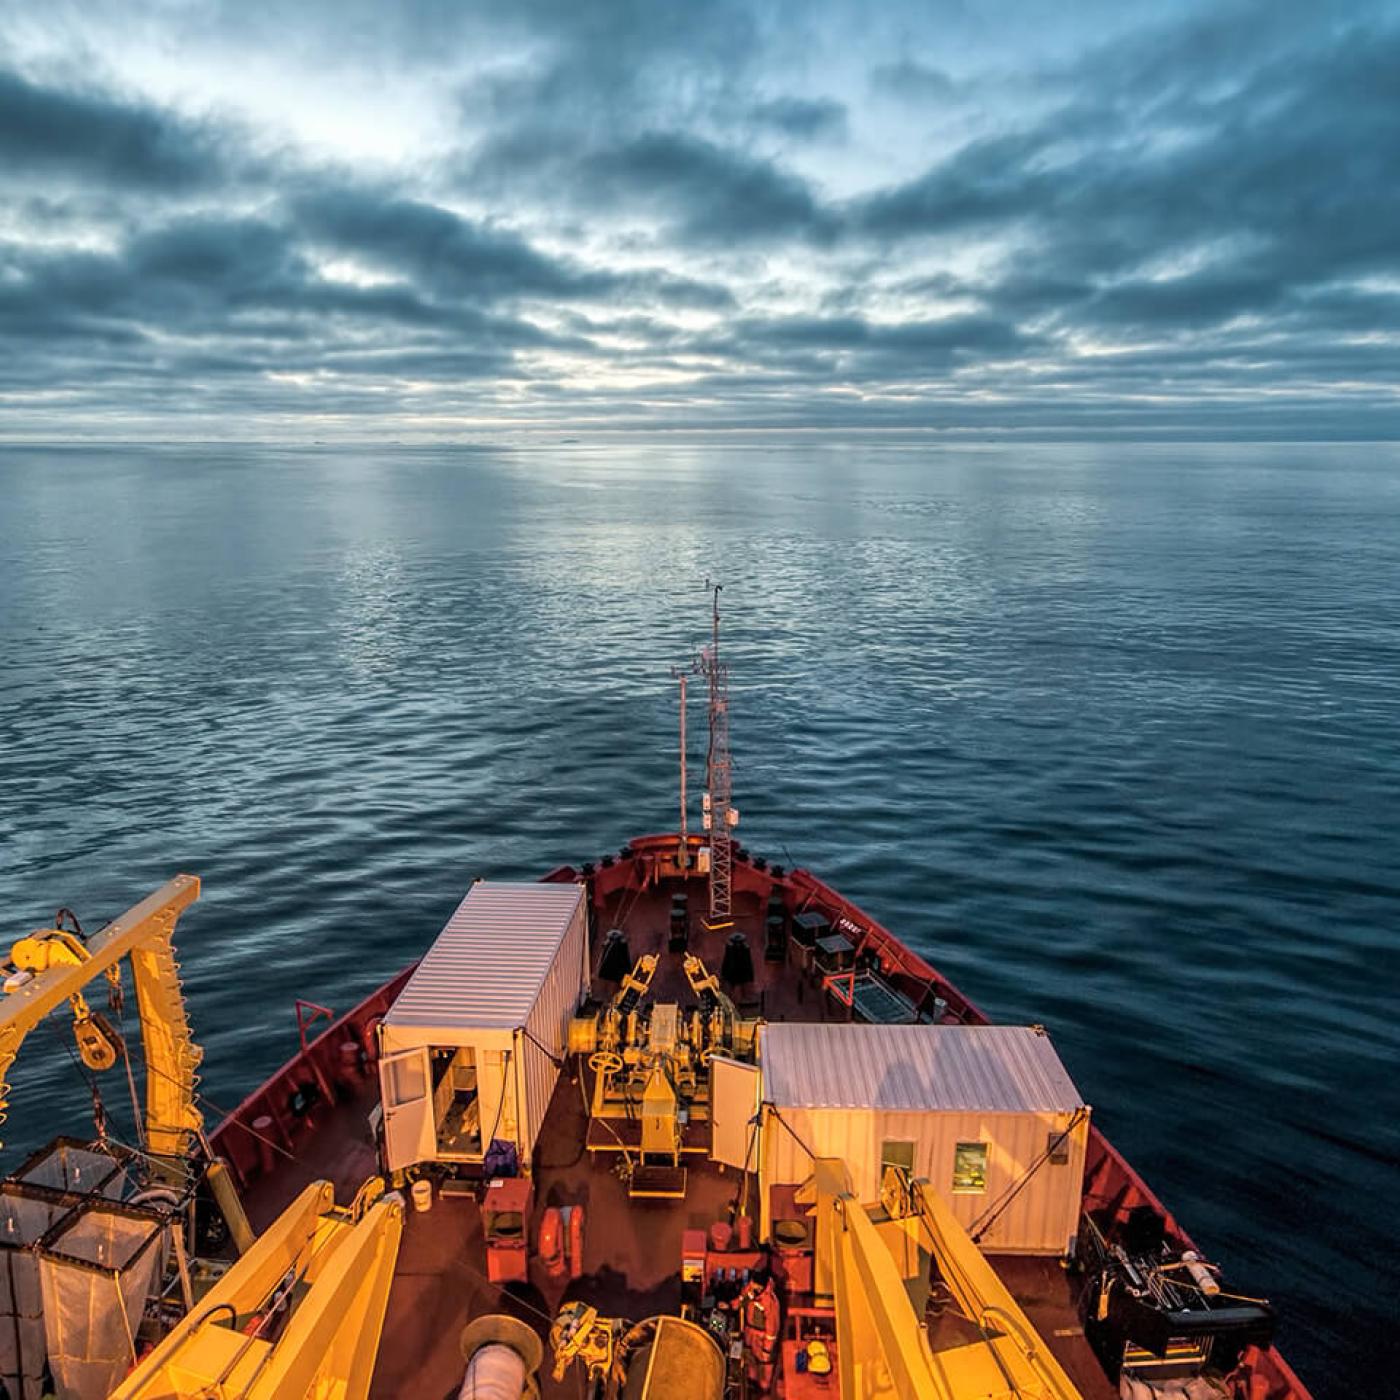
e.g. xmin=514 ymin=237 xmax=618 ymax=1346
xmin=568 ymin=952 xmax=758 ymax=1194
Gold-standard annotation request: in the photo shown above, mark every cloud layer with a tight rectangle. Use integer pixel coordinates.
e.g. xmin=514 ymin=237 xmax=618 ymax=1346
xmin=1 ymin=0 xmax=1398 ymax=437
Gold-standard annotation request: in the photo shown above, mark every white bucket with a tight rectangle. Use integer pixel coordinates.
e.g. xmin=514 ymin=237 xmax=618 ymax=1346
xmin=411 ymin=1178 xmax=433 ymax=1214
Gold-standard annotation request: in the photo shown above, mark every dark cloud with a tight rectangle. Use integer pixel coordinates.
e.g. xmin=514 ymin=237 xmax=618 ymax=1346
xmin=722 ymin=311 xmax=1036 ymax=369
xmin=745 ymin=96 xmax=847 ymax=141
xmin=583 ymin=132 xmax=838 ymax=245
xmin=868 ymin=59 xmax=957 ymax=102
xmin=0 ymin=207 xmax=568 ymax=402
xmin=855 ymin=126 xmax=1059 ymax=239
xmin=468 ymin=128 xmax=837 ymax=247
xmin=851 ymin=14 xmax=1400 ymax=358
xmin=293 ymin=190 xmax=610 ymax=301
xmin=294 ymin=186 xmax=735 ymax=309
xmin=0 ymin=67 xmax=236 ymax=190
xmin=2 ymin=1 xmax=1399 ymax=435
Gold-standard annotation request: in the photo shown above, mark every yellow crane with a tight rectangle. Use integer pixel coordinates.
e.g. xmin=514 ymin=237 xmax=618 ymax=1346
xmin=110 ymin=1179 xmax=403 ymax=1400
xmin=1 ymin=875 xmax=204 ymax=1161
xmin=0 ymin=874 xmax=254 ymax=1249
xmin=806 ymin=1158 xmax=1084 ymax=1400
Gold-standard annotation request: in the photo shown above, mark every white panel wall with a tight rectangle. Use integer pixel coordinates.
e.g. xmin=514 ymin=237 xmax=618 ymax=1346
xmin=519 ymin=894 xmax=590 ymax=1165
xmin=761 ymin=1104 xmax=1088 ymax=1254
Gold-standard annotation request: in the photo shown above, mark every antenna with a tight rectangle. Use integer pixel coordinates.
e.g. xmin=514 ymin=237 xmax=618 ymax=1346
xmin=675 ymin=672 xmax=688 ymax=869
xmin=672 ymin=582 xmax=736 ymax=924
xmin=699 ymin=582 xmax=734 ymax=926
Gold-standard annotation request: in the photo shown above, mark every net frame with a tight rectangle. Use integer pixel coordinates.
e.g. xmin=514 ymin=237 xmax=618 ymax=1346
xmin=0 ymin=1139 xmax=182 ymax=1400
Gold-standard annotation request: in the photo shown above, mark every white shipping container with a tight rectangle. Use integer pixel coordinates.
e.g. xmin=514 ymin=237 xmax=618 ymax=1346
xmin=759 ymin=1023 xmax=1090 ymax=1255
xmin=378 ymin=881 xmax=589 ymax=1174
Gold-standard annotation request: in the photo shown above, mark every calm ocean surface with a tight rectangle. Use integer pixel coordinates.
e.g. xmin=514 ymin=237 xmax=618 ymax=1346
xmin=2 ymin=441 xmax=1397 ymax=1392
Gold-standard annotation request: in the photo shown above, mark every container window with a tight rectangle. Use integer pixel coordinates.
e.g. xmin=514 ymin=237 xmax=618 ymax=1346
xmin=1046 ymin=1130 xmax=1071 ymax=1166
xmin=952 ymin=1142 xmax=988 ymax=1194
xmin=881 ymin=1140 xmax=915 ymax=1176
xmin=385 ymin=1052 xmax=426 ymax=1107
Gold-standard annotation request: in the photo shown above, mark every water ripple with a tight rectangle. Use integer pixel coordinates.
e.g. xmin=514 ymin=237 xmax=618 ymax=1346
xmin=2 ymin=440 xmax=1398 ymax=1392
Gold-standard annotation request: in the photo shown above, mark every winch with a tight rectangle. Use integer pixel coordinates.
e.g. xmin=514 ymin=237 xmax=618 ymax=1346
xmin=1079 ymin=1208 xmax=1276 ymax=1387
xmin=568 ymin=951 xmax=759 ymax=1188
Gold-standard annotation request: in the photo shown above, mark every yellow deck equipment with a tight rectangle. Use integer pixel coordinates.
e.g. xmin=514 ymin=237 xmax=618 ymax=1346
xmin=111 ymin=1179 xmax=403 ymax=1400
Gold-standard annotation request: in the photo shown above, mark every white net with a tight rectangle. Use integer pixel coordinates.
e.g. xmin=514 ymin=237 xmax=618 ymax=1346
xmin=0 ymin=1192 xmax=64 ymax=1400
xmin=37 ymin=1206 xmax=164 ymax=1400
xmin=15 ymin=1145 xmax=128 ymax=1201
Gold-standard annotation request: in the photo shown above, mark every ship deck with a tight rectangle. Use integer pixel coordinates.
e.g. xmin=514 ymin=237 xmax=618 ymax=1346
xmin=233 ymin=872 xmax=1115 ymax=1400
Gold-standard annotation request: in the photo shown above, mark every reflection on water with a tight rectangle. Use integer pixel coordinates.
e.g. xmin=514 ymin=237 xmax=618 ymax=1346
xmin=2 ymin=439 xmax=1399 ymax=1392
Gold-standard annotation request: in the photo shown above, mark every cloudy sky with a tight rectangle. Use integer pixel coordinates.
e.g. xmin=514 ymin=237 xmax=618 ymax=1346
xmin=2 ymin=0 xmax=1397 ymax=438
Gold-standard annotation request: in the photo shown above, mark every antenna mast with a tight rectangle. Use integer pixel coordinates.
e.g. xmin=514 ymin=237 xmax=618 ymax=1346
xmin=698 ymin=582 xmax=734 ymax=926
xmin=676 ymin=673 xmax=688 ymax=869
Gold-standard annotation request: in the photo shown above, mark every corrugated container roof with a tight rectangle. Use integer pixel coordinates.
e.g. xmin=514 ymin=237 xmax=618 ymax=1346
xmin=761 ymin=1023 xmax=1084 ymax=1114
xmin=384 ymin=881 xmax=584 ymax=1031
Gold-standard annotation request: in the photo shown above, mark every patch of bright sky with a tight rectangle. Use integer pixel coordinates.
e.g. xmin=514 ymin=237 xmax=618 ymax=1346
xmin=312 ymin=257 xmax=401 ymax=290
xmin=5 ymin=5 xmax=456 ymax=168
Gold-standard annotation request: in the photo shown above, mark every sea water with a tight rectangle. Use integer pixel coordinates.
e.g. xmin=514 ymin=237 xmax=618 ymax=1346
xmin=2 ymin=439 xmax=1397 ymax=1390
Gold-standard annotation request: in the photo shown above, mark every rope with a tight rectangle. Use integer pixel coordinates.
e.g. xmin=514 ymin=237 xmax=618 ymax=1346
xmin=461 ymin=1344 xmax=527 ymax=1399
xmin=139 ymin=1052 xmax=297 ymax=1163
xmin=110 ymin=971 xmax=147 ymax=1152
xmin=607 ymin=876 xmax=649 ymax=949
xmin=46 ymin=1016 xmax=112 ymax=1146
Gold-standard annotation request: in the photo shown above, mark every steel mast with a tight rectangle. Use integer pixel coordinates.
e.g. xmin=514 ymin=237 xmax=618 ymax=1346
xmin=698 ymin=583 xmax=734 ymax=926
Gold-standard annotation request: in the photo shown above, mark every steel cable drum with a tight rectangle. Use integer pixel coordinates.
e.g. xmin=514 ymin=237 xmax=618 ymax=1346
xmin=459 ymin=1315 xmax=543 ymax=1400
xmin=614 ymin=1315 xmax=725 ymax=1400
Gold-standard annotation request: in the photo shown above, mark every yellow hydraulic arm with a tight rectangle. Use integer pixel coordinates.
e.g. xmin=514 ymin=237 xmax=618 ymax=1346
xmin=0 ymin=875 xmax=204 ymax=1157
xmin=112 ymin=1179 xmax=404 ymax=1400
xmin=809 ymin=1158 xmax=1083 ymax=1400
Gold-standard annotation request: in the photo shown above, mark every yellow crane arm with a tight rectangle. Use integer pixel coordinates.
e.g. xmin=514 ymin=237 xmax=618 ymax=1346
xmin=111 ymin=1179 xmax=404 ymax=1400
xmin=0 ymin=875 xmax=203 ymax=1156
xmin=897 ymin=1173 xmax=1083 ymax=1400
xmin=811 ymin=1158 xmax=1084 ymax=1400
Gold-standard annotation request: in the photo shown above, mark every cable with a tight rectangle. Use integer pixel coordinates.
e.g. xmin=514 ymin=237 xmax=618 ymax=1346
xmin=766 ymin=1104 xmax=818 ymax=1164
xmin=46 ymin=1015 xmax=112 ymax=1146
xmin=139 ymin=1051 xmax=297 ymax=1163
xmin=215 ymin=1210 xmax=347 ymax=1395
xmin=727 ymin=1107 xmax=762 ymax=1224
xmin=577 ymin=1071 xmax=635 ymax=1174
xmin=453 ymin=1254 xmax=559 ymax=1330
xmin=969 ymin=1108 xmax=1088 ymax=1244
xmin=476 ymin=1049 xmax=511 ymax=1158
xmin=110 ymin=972 xmax=147 ymax=1152
xmin=519 ymin=1026 xmax=565 ymax=1071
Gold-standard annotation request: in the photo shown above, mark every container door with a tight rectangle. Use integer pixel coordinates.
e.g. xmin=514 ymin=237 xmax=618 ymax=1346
xmin=710 ymin=1056 xmax=762 ymax=1170
xmin=380 ymin=1046 xmax=433 ymax=1172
